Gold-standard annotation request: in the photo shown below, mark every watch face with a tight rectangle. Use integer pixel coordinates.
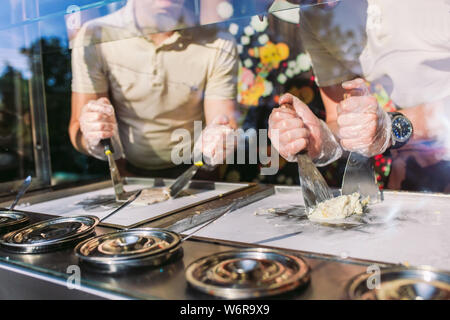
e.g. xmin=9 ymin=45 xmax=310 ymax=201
xmin=392 ymin=116 xmax=413 ymax=142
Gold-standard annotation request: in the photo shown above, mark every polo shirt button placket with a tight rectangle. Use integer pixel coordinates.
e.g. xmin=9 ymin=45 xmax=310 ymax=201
xmin=153 ymin=49 xmax=163 ymax=86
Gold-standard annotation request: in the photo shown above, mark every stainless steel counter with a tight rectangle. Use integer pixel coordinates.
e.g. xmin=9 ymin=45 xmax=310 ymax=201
xmin=0 ymin=210 xmax=385 ymax=300
xmin=183 ymin=186 xmax=450 ymax=270
xmin=0 ymin=180 xmax=449 ymax=299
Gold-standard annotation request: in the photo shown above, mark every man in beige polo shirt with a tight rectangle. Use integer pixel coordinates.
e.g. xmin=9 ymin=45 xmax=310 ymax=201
xmin=69 ymin=0 xmax=239 ymax=178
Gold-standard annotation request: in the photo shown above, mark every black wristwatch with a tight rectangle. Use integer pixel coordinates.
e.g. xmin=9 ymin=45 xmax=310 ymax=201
xmin=388 ymin=112 xmax=413 ymax=149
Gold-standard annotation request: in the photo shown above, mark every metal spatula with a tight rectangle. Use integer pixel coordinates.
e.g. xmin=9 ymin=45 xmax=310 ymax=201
xmin=279 ymin=104 xmax=333 ymax=211
xmin=100 ymin=189 xmax=143 ymax=223
xmin=297 ymin=151 xmax=333 ymax=211
xmin=169 ymin=161 xmax=205 ymax=198
xmin=9 ymin=175 xmax=32 ymax=210
xmin=341 ymin=152 xmax=380 ymax=203
xmin=340 ymin=89 xmax=381 ymax=204
xmin=101 ymin=139 xmax=128 ymax=202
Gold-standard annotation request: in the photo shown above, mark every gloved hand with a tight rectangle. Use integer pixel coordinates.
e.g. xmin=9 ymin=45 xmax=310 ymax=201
xmin=337 ymin=78 xmax=392 ymax=157
xmin=79 ymin=97 xmax=123 ymax=160
xmin=194 ymin=115 xmax=236 ymax=166
xmin=268 ymin=93 xmax=342 ymax=166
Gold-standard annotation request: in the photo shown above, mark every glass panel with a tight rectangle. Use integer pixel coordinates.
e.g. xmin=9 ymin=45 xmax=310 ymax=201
xmin=0 ymin=0 xmax=448 ymax=194
xmin=2 ymin=1 xmax=295 ymax=51
xmin=295 ymin=0 xmax=450 ymax=193
xmin=0 ymin=2 xmax=39 ymax=191
xmin=0 ymin=51 xmax=35 ymax=184
xmin=61 ymin=1 xmax=317 ymax=186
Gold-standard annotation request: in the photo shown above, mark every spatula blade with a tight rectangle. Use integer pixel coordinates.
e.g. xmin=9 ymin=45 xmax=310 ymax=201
xmin=341 ymin=152 xmax=380 ymax=203
xmin=297 ymin=153 xmax=333 ymax=211
xmin=9 ymin=175 xmax=32 ymax=210
xmin=101 ymin=139 xmax=127 ymax=202
xmin=169 ymin=164 xmax=201 ymax=198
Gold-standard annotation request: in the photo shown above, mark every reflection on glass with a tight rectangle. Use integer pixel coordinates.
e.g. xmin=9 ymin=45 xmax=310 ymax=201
xmin=0 ymin=64 xmax=34 ymax=183
xmin=68 ymin=0 xmax=241 ymax=178
xmin=66 ymin=1 xmax=321 ymax=183
xmin=0 ymin=1 xmax=36 ymax=185
xmin=5 ymin=1 xmax=313 ymax=188
xmin=1 ymin=0 xmax=447 ymax=193
xmin=297 ymin=0 xmax=450 ymax=193
xmin=63 ymin=0 xmax=283 ymax=49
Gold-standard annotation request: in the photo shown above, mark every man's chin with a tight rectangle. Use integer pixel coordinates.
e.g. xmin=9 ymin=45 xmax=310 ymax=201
xmin=153 ymin=0 xmax=183 ymax=12
xmin=152 ymin=6 xmax=182 ymax=20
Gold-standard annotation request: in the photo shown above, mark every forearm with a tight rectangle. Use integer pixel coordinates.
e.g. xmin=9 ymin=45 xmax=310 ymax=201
xmin=204 ymin=98 xmax=237 ymax=129
xmin=68 ymin=121 xmax=90 ymax=155
xmin=398 ymin=103 xmax=443 ymax=142
xmin=320 ymin=82 xmax=449 ymax=157
xmin=324 ymin=120 xmax=340 ymax=141
xmin=320 ymin=86 xmax=343 ymax=141
xmin=324 ymin=90 xmax=448 ymax=148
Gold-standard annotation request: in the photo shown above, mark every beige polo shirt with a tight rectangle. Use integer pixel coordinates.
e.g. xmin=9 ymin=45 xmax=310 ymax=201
xmin=71 ymin=3 xmax=238 ymax=169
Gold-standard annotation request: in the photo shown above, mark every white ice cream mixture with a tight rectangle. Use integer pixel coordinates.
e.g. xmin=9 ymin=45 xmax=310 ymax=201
xmin=308 ymin=193 xmax=369 ymax=221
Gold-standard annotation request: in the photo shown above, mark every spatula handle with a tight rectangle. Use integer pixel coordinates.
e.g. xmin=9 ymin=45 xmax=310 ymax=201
xmin=101 ymin=138 xmax=114 ymax=154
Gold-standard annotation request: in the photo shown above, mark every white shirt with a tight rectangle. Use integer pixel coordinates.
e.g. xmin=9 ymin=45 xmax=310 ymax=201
xmin=299 ymin=0 xmax=450 ymax=108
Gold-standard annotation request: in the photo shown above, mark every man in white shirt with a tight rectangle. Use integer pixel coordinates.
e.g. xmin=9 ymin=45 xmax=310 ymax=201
xmin=268 ymin=0 xmax=450 ymax=192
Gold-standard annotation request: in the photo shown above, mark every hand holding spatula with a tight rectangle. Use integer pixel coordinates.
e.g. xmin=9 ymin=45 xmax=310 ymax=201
xmin=269 ymin=94 xmax=343 ymax=167
xmin=338 ymin=79 xmax=391 ymax=158
xmin=338 ymin=79 xmax=390 ymax=203
xmin=268 ymin=94 xmax=342 ymax=211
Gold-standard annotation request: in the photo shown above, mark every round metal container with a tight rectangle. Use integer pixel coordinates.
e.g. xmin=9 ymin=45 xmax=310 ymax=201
xmin=0 ymin=210 xmax=29 ymax=234
xmin=75 ymin=228 xmax=183 ymax=273
xmin=0 ymin=216 xmax=99 ymax=253
xmin=347 ymin=266 xmax=450 ymax=300
xmin=185 ymin=248 xmax=310 ymax=299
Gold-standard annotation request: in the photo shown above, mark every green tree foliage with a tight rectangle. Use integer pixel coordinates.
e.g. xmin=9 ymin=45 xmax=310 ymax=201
xmin=20 ymin=37 xmax=108 ymax=182
xmin=0 ymin=65 xmax=33 ymax=182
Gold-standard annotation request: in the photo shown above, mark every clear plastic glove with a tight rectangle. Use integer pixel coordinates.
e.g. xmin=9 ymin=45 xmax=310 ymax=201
xmin=268 ymin=93 xmax=342 ymax=166
xmin=79 ymin=97 xmax=124 ymax=160
xmin=194 ymin=115 xmax=236 ymax=166
xmin=337 ymin=78 xmax=392 ymax=157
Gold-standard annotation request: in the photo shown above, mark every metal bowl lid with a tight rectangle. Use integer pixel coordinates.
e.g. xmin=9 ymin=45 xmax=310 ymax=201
xmin=185 ymin=248 xmax=310 ymax=299
xmin=347 ymin=266 xmax=450 ymax=300
xmin=75 ymin=228 xmax=182 ymax=270
xmin=0 ymin=210 xmax=29 ymax=234
xmin=0 ymin=215 xmax=99 ymax=253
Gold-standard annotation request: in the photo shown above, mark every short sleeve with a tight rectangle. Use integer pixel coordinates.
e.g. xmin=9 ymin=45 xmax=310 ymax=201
xmin=71 ymin=25 xmax=109 ymax=94
xmin=299 ymin=10 xmax=357 ymax=87
xmin=204 ymin=34 xmax=239 ymax=100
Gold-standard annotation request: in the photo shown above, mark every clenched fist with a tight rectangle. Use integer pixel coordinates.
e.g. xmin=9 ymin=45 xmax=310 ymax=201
xmin=337 ymin=78 xmax=392 ymax=157
xmin=79 ymin=97 xmax=122 ymax=159
xmin=194 ymin=115 xmax=236 ymax=166
xmin=268 ymin=93 xmax=342 ymax=166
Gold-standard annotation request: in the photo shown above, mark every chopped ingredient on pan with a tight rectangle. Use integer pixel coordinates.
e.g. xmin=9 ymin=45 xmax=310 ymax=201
xmin=134 ymin=187 xmax=171 ymax=205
